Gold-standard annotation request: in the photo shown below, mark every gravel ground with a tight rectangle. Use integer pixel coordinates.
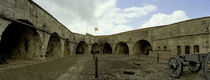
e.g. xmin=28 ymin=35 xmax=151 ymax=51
xmin=0 ymin=54 xmax=91 ymax=80
xmin=79 ymin=54 xmax=206 ymax=80
xmin=0 ymin=54 xmax=207 ymax=80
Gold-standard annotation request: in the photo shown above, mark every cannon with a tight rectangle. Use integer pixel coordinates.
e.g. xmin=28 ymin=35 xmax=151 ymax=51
xmin=168 ymin=53 xmax=210 ymax=79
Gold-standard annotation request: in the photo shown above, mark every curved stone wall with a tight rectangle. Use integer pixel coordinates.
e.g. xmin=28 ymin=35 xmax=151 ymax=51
xmin=0 ymin=0 xmax=210 ymax=61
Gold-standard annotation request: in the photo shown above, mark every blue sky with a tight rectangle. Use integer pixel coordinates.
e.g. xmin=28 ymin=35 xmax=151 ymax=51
xmin=117 ymin=0 xmax=210 ymax=18
xmin=33 ymin=0 xmax=210 ymax=35
xmin=116 ymin=0 xmax=210 ymax=29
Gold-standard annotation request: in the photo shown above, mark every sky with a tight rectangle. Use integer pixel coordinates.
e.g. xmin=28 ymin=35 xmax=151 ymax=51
xmin=33 ymin=0 xmax=210 ymax=35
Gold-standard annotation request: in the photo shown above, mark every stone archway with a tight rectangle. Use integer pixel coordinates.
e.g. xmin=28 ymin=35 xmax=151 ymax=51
xmin=64 ymin=38 xmax=71 ymax=56
xmin=91 ymin=43 xmax=99 ymax=54
xmin=45 ymin=32 xmax=61 ymax=57
xmin=0 ymin=19 xmax=42 ymax=60
xmin=103 ymin=43 xmax=112 ymax=54
xmin=76 ymin=41 xmax=88 ymax=54
xmin=133 ymin=40 xmax=151 ymax=55
xmin=115 ymin=42 xmax=129 ymax=54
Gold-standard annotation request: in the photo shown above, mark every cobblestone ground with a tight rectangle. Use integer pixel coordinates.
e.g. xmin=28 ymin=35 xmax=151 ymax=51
xmin=0 ymin=54 xmax=207 ymax=80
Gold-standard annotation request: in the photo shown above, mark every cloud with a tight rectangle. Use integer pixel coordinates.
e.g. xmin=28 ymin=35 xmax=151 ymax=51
xmin=96 ymin=4 xmax=157 ymax=24
xmin=123 ymin=5 xmax=157 ymax=18
xmin=141 ymin=10 xmax=189 ymax=28
xmin=93 ymin=3 xmax=156 ymax=35
xmin=33 ymin=0 xmax=98 ymax=25
xmin=114 ymin=25 xmax=133 ymax=33
xmin=33 ymin=0 xmax=157 ymax=35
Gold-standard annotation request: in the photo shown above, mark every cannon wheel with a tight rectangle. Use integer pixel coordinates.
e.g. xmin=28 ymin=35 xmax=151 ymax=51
xmin=168 ymin=56 xmax=183 ymax=78
xmin=188 ymin=62 xmax=202 ymax=73
xmin=204 ymin=53 xmax=210 ymax=80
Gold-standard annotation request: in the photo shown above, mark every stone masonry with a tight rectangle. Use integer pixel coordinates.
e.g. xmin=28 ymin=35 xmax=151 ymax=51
xmin=0 ymin=0 xmax=210 ymax=61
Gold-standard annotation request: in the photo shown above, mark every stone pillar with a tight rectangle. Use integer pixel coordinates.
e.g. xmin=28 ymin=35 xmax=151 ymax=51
xmin=87 ymin=44 xmax=91 ymax=54
xmin=128 ymin=43 xmax=134 ymax=56
xmin=37 ymin=31 xmax=50 ymax=60
xmin=0 ymin=19 xmax=11 ymax=41
xmin=112 ymin=44 xmax=116 ymax=54
xmin=70 ymin=43 xmax=76 ymax=55
xmin=100 ymin=45 xmax=103 ymax=54
xmin=60 ymin=39 xmax=65 ymax=57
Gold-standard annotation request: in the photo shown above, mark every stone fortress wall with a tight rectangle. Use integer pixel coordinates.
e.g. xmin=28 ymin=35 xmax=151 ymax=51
xmin=0 ymin=0 xmax=209 ymax=61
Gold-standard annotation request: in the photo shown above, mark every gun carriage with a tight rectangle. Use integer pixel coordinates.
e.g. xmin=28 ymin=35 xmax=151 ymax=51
xmin=168 ymin=53 xmax=210 ymax=80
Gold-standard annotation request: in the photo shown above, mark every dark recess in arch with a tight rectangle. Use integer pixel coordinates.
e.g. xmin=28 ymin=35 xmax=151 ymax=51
xmin=133 ymin=40 xmax=151 ymax=55
xmin=76 ymin=41 xmax=88 ymax=54
xmin=91 ymin=43 xmax=99 ymax=54
xmin=115 ymin=42 xmax=129 ymax=54
xmin=46 ymin=32 xmax=61 ymax=57
xmin=103 ymin=43 xmax=112 ymax=54
xmin=0 ymin=19 xmax=42 ymax=62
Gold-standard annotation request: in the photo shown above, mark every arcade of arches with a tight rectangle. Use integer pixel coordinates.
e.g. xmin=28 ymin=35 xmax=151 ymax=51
xmin=0 ymin=20 xmax=153 ymax=61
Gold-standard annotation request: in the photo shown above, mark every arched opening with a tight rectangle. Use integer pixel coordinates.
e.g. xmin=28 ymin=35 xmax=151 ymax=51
xmin=91 ymin=43 xmax=99 ymax=54
xmin=0 ymin=19 xmax=42 ymax=61
xmin=103 ymin=43 xmax=112 ymax=54
xmin=133 ymin=40 xmax=151 ymax=55
xmin=76 ymin=41 xmax=88 ymax=54
xmin=115 ymin=42 xmax=129 ymax=54
xmin=45 ymin=32 xmax=61 ymax=57
xmin=64 ymin=38 xmax=71 ymax=56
